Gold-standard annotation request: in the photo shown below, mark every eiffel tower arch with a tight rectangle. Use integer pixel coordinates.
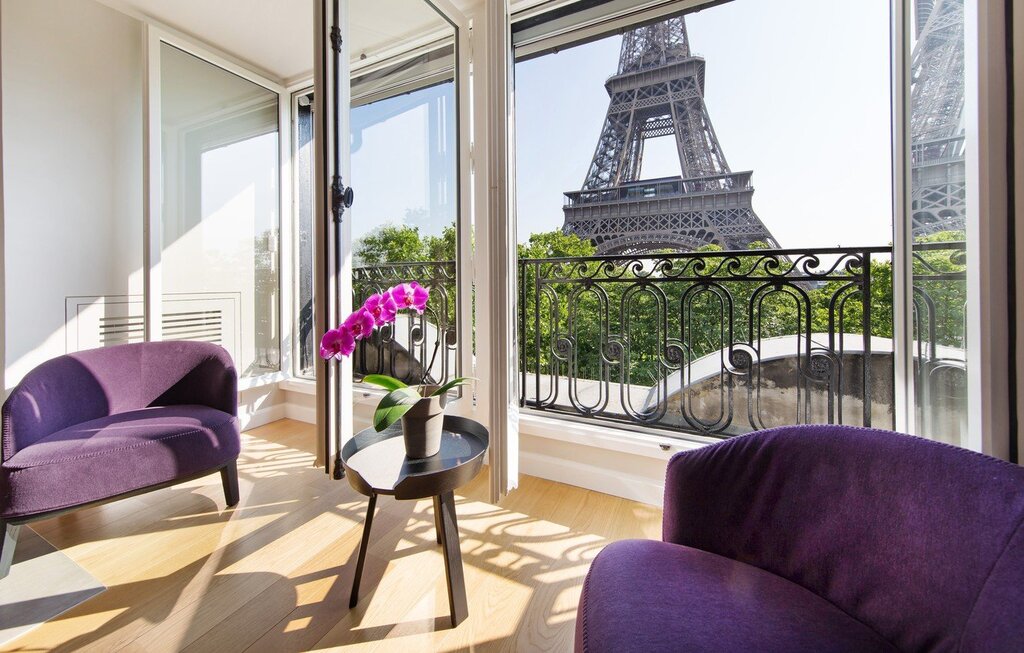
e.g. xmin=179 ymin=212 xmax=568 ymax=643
xmin=562 ymin=16 xmax=778 ymax=255
xmin=910 ymin=0 xmax=966 ymax=236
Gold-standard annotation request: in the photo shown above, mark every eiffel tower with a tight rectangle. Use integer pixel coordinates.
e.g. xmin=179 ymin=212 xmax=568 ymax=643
xmin=910 ymin=0 xmax=965 ymax=236
xmin=562 ymin=17 xmax=778 ymax=255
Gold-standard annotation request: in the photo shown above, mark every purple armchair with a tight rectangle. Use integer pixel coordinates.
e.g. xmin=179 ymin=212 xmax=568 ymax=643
xmin=576 ymin=425 xmax=1024 ymax=652
xmin=0 ymin=342 xmax=240 ymax=577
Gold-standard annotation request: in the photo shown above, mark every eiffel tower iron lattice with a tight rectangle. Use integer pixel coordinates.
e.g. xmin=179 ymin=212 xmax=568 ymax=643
xmin=561 ymin=16 xmax=779 ymax=255
xmin=910 ymin=0 xmax=965 ymax=236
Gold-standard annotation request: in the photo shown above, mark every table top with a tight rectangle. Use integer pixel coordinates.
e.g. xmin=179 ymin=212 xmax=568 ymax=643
xmin=341 ymin=415 xmax=489 ymax=500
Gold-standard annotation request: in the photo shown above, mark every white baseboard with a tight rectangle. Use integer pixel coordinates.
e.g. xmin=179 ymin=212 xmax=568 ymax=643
xmin=519 ymin=449 xmax=666 ymax=506
xmin=240 ymin=403 xmax=287 ymax=431
xmin=284 ymin=402 xmax=316 ymax=424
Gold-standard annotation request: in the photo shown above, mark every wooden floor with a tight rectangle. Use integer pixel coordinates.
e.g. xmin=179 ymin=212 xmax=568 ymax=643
xmin=4 ymin=420 xmax=661 ymax=652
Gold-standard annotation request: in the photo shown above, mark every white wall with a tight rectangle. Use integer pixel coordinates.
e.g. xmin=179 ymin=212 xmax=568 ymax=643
xmin=1 ymin=0 xmax=144 ymax=391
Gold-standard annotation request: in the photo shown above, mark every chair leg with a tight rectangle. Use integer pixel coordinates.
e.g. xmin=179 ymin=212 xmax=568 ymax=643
xmin=221 ymin=460 xmax=240 ymax=507
xmin=0 ymin=521 xmax=21 ymax=580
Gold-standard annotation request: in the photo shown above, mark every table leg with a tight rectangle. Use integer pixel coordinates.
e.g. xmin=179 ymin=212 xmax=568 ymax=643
xmin=349 ymin=493 xmax=377 ymax=609
xmin=437 ymin=491 xmax=468 ymax=627
xmin=432 ymin=496 xmax=442 ymax=545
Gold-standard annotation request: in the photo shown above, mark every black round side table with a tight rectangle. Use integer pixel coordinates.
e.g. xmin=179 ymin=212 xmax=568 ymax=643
xmin=341 ymin=414 xmax=488 ymax=628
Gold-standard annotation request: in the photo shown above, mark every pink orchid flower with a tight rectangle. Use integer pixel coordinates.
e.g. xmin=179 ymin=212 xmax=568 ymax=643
xmin=344 ymin=307 xmax=376 ymax=340
xmin=363 ymin=292 xmax=398 ymax=326
xmin=391 ymin=282 xmax=430 ymax=314
xmin=319 ymin=326 xmax=355 ymax=359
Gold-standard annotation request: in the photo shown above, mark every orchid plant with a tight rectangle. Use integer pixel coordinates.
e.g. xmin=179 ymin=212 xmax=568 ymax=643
xmin=320 ymin=281 xmax=470 ymax=431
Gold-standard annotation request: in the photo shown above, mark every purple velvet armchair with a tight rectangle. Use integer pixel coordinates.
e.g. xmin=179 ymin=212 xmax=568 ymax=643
xmin=0 ymin=341 xmax=241 ymax=577
xmin=576 ymin=425 xmax=1024 ymax=652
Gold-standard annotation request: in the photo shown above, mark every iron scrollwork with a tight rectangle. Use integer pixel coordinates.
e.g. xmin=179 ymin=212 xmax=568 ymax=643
xmin=520 ymin=243 xmax=967 ymax=439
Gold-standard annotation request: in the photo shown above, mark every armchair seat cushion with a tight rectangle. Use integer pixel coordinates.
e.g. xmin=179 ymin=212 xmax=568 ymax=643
xmin=577 ymin=539 xmax=898 ymax=653
xmin=2 ymin=405 xmax=239 ymax=518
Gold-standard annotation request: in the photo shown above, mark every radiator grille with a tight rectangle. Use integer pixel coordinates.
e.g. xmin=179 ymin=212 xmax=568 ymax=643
xmin=67 ymin=293 xmax=238 ymax=358
xmin=99 ymin=310 xmax=223 ymax=346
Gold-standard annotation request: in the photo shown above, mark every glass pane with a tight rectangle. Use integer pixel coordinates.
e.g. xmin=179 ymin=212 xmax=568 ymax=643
xmin=160 ymin=43 xmax=281 ymax=377
xmin=349 ymin=77 xmax=458 ymax=386
xmin=297 ymin=4 xmax=460 ymax=385
xmin=514 ymin=1 xmax=894 ymax=438
xmin=908 ymin=0 xmax=968 ymax=444
xmin=295 ymin=92 xmax=315 ymax=378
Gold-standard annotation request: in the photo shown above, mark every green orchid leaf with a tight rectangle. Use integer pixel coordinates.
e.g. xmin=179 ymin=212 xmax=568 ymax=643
xmin=362 ymin=374 xmax=408 ymax=391
xmin=373 ymin=387 xmax=420 ymax=432
xmin=430 ymin=377 xmax=475 ymax=397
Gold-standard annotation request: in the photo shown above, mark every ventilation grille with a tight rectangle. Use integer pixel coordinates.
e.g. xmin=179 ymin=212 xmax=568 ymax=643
xmin=99 ymin=310 xmax=223 ymax=346
xmin=98 ymin=314 xmax=145 ymax=346
xmin=67 ymin=293 xmax=239 ymax=358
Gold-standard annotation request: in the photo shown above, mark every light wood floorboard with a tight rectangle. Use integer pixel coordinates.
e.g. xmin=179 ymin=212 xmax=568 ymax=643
xmin=3 ymin=419 xmax=662 ymax=653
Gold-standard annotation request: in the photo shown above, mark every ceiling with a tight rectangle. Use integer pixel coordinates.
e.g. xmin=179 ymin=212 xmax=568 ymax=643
xmin=106 ymin=0 xmax=464 ymax=84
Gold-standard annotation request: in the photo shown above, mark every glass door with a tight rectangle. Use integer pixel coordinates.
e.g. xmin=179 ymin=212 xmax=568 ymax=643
xmin=903 ymin=0 xmax=969 ymax=445
xmin=156 ymin=41 xmax=283 ymax=378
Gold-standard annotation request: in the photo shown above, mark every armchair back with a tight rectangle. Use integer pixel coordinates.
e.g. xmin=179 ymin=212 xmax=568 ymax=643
xmin=2 ymin=341 xmax=236 ymax=462
xmin=663 ymin=425 xmax=1024 ymax=652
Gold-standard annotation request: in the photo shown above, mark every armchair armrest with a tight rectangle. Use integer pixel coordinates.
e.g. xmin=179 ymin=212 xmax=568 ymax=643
xmin=150 ymin=342 xmax=237 ymax=416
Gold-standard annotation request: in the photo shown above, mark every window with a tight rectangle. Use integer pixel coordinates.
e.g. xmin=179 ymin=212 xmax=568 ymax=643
xmin=295 ymin=91 xmax=316 ymax=377
xmin=159 ymin=42 xmax=281 ymax=377
xmin=295 ymin=37 xmax=460 ymax=386
xmin=905 ymin=0 xmax=969 ymax=444
xmin=513 ymin=0 xmax=973 ymax=442
xmin=349 ymin=79 xmax=458 ymax=386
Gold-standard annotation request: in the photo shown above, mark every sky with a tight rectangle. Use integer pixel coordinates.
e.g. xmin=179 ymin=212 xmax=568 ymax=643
xmin=514 ymin=0 xmax=894 ymax=249
xmin=348 ymin=0 xmax=894 ymax=251
xmin=349 ymin=82 xmax=457 ymax=243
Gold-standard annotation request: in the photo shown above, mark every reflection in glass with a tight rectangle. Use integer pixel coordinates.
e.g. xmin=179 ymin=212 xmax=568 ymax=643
xmin=296 ymin=93 xmax=315 ymax=377
xmin=160 ymin=43 xmax=280 ymax=377
xmin=294 ymin=20 xmax=459 ymax=383
xmin=908 ymin=0 xmax=968 ymax=444
xmin=349 ymin=77 xmax=458 ymax=386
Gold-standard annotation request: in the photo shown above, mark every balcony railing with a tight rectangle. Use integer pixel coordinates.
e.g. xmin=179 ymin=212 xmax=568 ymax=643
xmin=352 ymin=260 xmax=457 ymax=386
xmin=344 ymin=243 xmax=966 ymax=440
xmin=519 ymin=243 xmax=967 ymax=439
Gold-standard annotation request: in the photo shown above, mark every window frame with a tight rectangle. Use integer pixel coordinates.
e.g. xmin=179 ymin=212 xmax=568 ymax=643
xmin=505 ymin=0 xmax=1014 ymax=456
xmin=144 ymin=25 xmax=290 ymax=390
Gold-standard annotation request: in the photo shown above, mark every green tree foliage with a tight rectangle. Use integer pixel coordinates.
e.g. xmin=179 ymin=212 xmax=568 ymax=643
xmin=518 ymin=230 xmax=597 ymax=260
xmin=354 ymin=223 xmax=457 ymax=265
xmin=353 ymin=222 xmax=459 ymax=336
xmin=425 ymin=224 xmax=457 ymax=262
xmin=355 ymin=224 xmax=428 ymax=265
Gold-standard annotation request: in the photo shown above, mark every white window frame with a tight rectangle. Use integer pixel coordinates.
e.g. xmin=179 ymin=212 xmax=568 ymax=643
xmin=506 ymin=0 xmax=1015 ymax=458
xmin=287 ymin=83 xmax=315 ymax=381
xmin=143 ymin=25 xmax=290 ymax=391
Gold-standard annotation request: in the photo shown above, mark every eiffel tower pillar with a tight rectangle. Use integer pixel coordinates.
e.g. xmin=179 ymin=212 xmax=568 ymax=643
xmin=562 ymin=16 xmax=778 ymax=255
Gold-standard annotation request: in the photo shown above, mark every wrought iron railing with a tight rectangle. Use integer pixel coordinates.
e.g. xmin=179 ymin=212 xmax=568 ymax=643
xmin=352 ymin=260 xmax=457 ymax=386
xmin=911 ymin=241 xmax=968 ymax=438
xmin=519 ymin=243 xmax=967 ymax=439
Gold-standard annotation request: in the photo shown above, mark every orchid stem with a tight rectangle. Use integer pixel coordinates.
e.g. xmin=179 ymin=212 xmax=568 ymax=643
xmin=421 ymin=337 xmax=441 ymax=385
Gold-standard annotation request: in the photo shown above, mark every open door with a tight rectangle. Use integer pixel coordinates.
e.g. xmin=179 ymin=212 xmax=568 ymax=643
xmin=313 ymin=0 xmax=353 ymax=475
xmin=313 ymin=0 xmax=520 ymax=497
